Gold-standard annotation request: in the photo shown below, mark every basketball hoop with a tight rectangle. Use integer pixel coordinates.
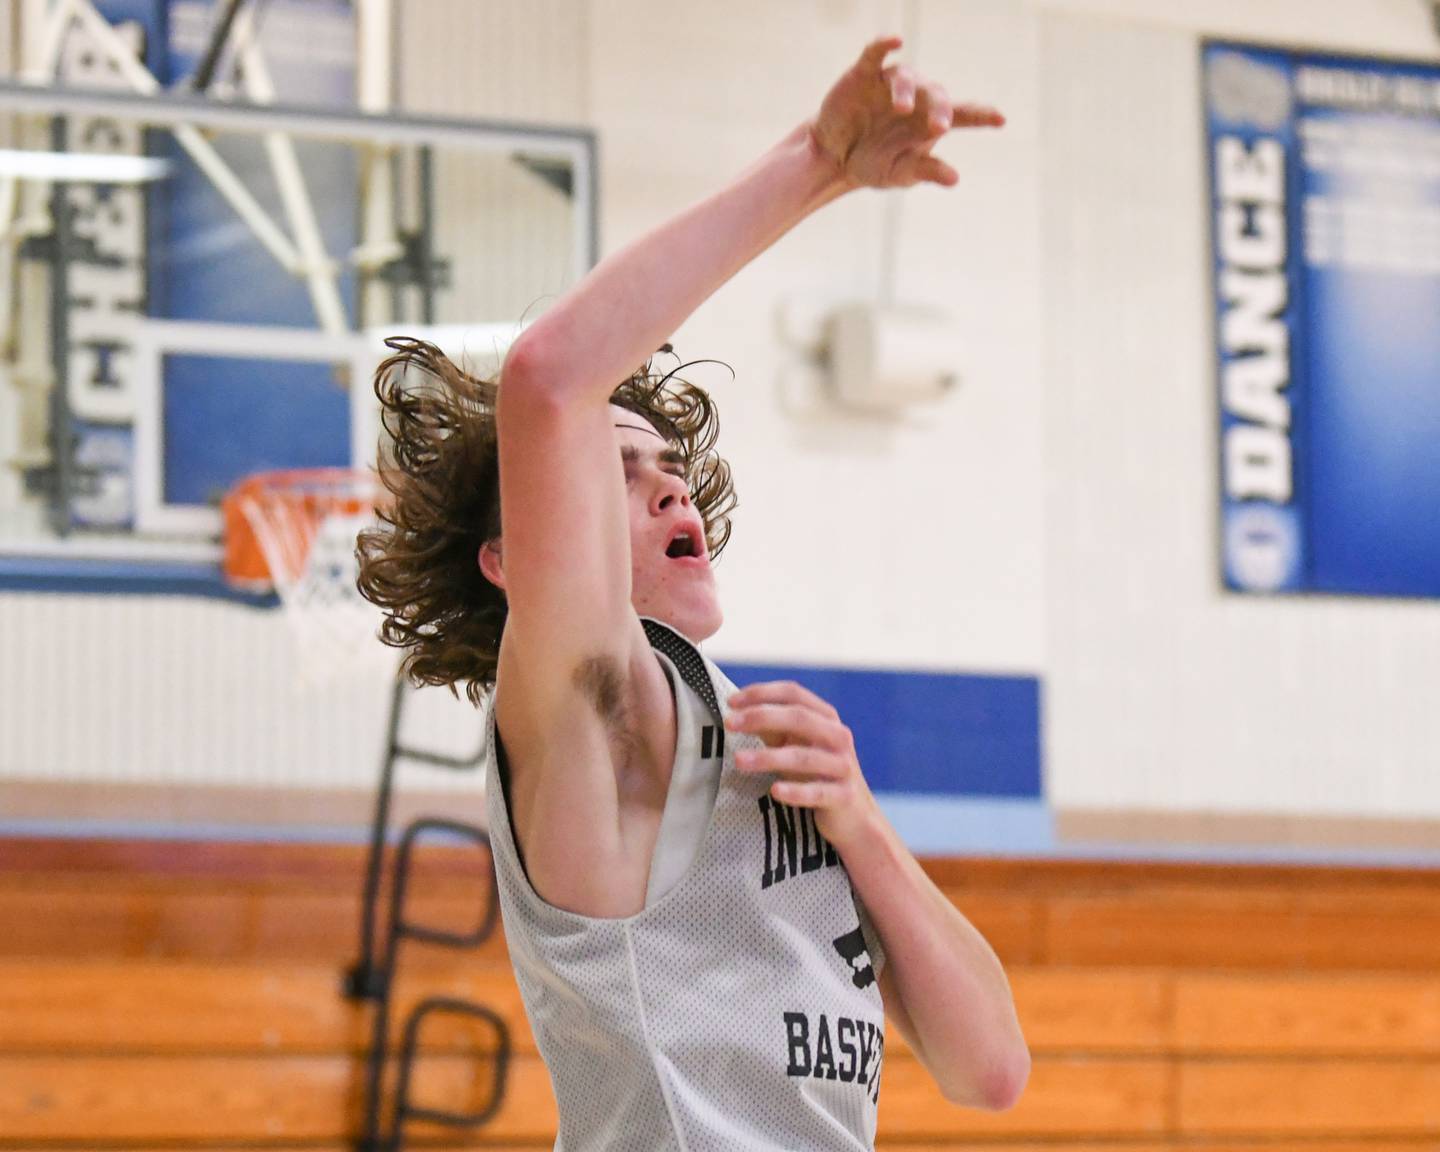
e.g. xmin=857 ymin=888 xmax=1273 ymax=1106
xmin=223 ymin=467 xmax=396 ymax=685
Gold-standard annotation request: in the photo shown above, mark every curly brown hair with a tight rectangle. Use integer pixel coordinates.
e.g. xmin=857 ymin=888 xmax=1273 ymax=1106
xmin=356 ymin=337 xmax=737 ymax=705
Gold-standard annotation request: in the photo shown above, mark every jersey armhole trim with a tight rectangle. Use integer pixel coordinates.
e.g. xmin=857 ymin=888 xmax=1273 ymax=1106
xmin=622 ymin=922 xmax=691 ymax=1152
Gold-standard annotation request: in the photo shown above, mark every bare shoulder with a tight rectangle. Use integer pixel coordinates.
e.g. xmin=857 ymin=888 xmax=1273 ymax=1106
xmin=492 ymin=614 xmax=675 ymax=917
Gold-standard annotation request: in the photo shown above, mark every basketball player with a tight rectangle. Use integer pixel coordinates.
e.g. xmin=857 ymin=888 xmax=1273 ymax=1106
xmin=359 ymin=36 xmax=1028 ymax=1149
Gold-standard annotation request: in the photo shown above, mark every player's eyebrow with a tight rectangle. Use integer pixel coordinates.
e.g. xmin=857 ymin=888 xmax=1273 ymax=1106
xmin=620 ymin=444 xmax=687 ymax=471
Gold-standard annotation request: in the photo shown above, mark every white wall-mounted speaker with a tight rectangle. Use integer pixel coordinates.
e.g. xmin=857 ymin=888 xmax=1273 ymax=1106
xmin=824 ymin=302 xmax=962 ymax=412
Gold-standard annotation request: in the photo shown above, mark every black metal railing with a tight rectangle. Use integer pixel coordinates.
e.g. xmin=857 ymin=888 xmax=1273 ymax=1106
xmin=346 ymin=679 xmax=507 ymax=1152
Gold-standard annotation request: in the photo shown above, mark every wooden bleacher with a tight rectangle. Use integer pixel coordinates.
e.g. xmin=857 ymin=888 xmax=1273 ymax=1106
xmin=1 ymin=837 xmax=1438 ymax=1149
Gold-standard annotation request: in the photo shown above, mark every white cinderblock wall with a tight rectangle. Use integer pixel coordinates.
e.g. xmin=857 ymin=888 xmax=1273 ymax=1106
xmin=3 ymin=0 xmax=1439 ymax=828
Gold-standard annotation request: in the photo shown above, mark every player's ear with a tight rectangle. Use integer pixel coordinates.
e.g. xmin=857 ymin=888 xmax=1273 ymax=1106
xmin=478 ymin=537 xmax=506 ymax=591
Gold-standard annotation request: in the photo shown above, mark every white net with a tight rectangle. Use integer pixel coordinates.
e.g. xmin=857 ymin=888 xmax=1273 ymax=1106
xmin=235 ymin=469 xmax=397 ymax=687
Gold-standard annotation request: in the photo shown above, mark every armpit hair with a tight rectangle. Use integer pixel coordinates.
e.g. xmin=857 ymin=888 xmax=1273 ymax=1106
xmin=573 ymin=654 xmax=638 ymax=761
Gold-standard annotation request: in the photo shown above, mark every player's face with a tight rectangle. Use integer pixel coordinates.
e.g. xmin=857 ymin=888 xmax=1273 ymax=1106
xmin=613 ymin=405 xmax=723 ymax=643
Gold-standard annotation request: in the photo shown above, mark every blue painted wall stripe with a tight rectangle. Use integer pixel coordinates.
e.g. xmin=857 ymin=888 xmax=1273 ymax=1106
xmin=718 ymin=662 xmax=1042 ymax=800
xmin=12 ymin=798 xmax=1440 ymax=868
xmin=0 ymin=557 xmax=271 ymax=605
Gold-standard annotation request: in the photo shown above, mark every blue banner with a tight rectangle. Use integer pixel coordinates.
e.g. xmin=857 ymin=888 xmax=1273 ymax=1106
xmin=1205 ymin=42 xmax=1440 ymax=597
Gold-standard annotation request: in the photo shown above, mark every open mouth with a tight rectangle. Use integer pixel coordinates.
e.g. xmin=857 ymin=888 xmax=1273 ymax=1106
xmin=665 ymin=526 xmax=703 ymax=560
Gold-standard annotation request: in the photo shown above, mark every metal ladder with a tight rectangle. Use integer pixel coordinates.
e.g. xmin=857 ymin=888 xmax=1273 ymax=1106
xmin=345 ymin=677 xmax=509 ymax=1152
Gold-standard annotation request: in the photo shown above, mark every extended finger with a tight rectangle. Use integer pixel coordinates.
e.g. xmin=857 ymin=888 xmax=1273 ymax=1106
xmin=884 ymin=64 xmax=916 ymax=114
xmin=728 ymin=680 xmax=840 ymax=721
xmin=952 ymin=102 xmax=1005 ymax=128
xmin=725 ymin=702 xmax=844 ymax=748
xmin=735 ymin=744 xmax=847 ymax=779
xmin=861 ymin=35 xmax=903 ymax=70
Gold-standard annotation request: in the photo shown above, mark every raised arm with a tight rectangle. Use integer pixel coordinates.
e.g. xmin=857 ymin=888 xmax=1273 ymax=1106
xmin=492 ymin=114 xmax=847 ymax=688
xmin=495 ymin=35 xmax=1002 ymax=678
xmin=488 ymin=37 xmax=1001 ymax=912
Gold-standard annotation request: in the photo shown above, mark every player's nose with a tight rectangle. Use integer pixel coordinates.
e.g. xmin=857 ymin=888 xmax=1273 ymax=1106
xmin=652 ymin=472 xmax=691 ymax=514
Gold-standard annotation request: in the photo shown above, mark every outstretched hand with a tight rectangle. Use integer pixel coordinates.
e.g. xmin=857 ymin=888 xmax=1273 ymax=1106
xmin=810 ymin=36 xmax=1004 ymax=190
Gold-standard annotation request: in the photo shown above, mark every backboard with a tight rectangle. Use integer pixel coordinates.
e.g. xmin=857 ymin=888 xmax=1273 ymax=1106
xmin=0 ymin=77 xmax=595 ymax=595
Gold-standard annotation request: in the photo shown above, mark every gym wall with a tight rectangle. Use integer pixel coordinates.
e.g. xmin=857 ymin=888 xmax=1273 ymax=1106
xmin=2 ymin=0 xmax=1437 ymax=855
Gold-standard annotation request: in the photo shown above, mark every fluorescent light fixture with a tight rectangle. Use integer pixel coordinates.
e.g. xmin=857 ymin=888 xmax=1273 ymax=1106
xmin=0 ymin=149 xmax=171 ymax=183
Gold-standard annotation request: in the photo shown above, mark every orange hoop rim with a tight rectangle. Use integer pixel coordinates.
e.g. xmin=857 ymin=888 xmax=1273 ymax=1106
xmin=230 ymin=465 xmax=384 ymax=498
xmin=222 ymin=466 xmax=385 ymax=590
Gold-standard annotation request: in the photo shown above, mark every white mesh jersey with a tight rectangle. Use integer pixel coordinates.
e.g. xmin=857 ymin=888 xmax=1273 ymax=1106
xmin=485 ymin=618 xmax=887 ymax=1151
